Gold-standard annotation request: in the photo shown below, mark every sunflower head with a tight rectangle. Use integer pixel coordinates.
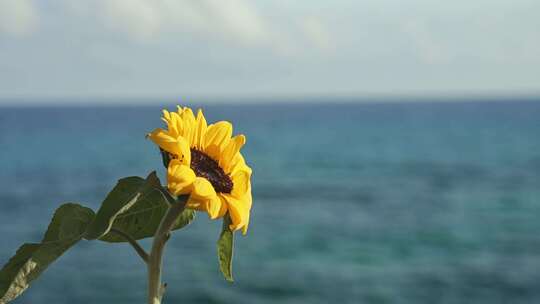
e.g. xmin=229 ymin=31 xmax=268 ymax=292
xmin=147 ymin=106 xmax=252 ymax=234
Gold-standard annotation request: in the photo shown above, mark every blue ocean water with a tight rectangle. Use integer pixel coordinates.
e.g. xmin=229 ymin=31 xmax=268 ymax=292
xmin=1 ymin=100 xmax=540 ymax=304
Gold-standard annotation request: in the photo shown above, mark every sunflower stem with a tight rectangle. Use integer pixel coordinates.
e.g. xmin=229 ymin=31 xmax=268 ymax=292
xmin=148 ymin=196 xmax=186 ymax=304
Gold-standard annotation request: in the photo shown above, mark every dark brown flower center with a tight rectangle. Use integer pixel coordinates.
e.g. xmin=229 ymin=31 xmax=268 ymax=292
xmin=161 ymin=148 xmax=233 ymax=193
xmin=190 ymin=149 xmax=233 ymax=193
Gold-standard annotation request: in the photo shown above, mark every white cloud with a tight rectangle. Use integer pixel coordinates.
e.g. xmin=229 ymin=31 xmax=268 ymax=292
xmin=0 ymin=0 xmax=38 ymax=36
xmin=95 ymin=0 xmax=303 ymax=53
xmin=0 ymin=0 xmax=333 ymax=54
xmin=100 ymin=0 xmax=162 ymax=40
xmin=197 ymin=0 xmax=268 ymax=44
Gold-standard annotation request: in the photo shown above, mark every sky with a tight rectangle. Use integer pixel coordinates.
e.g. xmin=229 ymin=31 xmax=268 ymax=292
xmin=0 ymin=0 xmax=539 ymax=104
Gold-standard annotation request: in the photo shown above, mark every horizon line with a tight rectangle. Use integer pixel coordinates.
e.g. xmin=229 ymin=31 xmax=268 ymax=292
xmin=1 ymin=92 xmax=539 ymax=107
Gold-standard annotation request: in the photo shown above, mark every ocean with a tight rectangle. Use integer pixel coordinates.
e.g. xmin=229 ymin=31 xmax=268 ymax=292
xmin=1 ymin=99 xmax=540 ymax=303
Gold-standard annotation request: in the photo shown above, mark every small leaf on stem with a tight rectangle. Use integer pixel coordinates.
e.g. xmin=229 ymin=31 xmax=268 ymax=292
xmin=217 ymin=215 xmax=234 ymax=282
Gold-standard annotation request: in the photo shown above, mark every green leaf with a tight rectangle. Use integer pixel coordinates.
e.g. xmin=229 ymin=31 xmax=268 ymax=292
xmin=217 ymin=215 xmax=234 ymax=282
xmin=98 ymin=207 xmax=195 ymax=243
xmin=0 ymin=203 xmax=95 ymax=303
xmin=84 ymin=172 xmax=163 ymax=240
xmin=86 ymin=172 xmax=195 ymax=243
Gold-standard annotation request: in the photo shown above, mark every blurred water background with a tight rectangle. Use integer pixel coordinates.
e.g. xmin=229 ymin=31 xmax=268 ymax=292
xmin=1 ymin=99 xmax=540 ymax=304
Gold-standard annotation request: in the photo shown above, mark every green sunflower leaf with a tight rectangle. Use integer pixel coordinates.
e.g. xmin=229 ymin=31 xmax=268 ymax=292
xmin=98 ymin=207 xmax=195 ymax=243
xmin=217 ymin=215 xmax=235 ymax=282
xmin=86 ymin=171 xmax=195 ymax=243
xmin=0 ymin=203 xmax=95 ymax=304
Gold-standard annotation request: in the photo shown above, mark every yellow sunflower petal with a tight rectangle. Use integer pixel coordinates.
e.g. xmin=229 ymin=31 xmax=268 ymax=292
xmin=217 ymin=194 xmax=228 ymax=218
xmin=147 ymin=128 xmax=177 ymax=154
xmin=222 ymin=194 xmax=248 ymax=232
xmin=162 ymin=109 xmax=181 ymax=138
xmin=147 ymin=129 xmax=191 ymax=165
xmin=176 ymin=136 xmax=191 ymax=165
xmin=183 ymin=121 xmax=195 ymax=149
xmin=186 ymin=177 xmax=218 ymax=214
xmin=220 ymin=135 xmax=246 ymax=172
xmin=160 ymin=110 xmax=171 ymax=128
xmin=169 ymin=111 xmax=183 ymax=135
xmin=190 ymin=177 xmax=216 ymax=200
xmin=228 ymin=153 xmax=252 ymax=176
xmin=186 ymin=198 xmax=207 ymax=211
xmin=180 ymin=107 xmax=196 ymax=122
xmin=241 ymin=212 xmax=250 ymax=235
xmin=231 ymin=170 xmax=250 ymax=198
xmin=204 ymin=121 xmax=232 ymax=159
xmin=162 ymin=109 xmax=171 ymax=121
xmin=206 ymin=195 xmax=223 ymax=219
xmin=237 ymin=179 xmax=252 ymax=235
xmin=167 ymin=160 xmax=196 ymax=196
xmin=194 ymin=109 xmax=208 ymax=150
xmin=176 ymin=107 xmax=196 ymax=146
xmin=238 ymin=191 xmax=252 ymax=235
xmin=243 ymin=181 xmax=253 ymax=210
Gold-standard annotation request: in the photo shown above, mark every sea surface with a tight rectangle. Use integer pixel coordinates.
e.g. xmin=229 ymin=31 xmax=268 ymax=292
xmin=1 ymin=99 xmax=540 ymax=304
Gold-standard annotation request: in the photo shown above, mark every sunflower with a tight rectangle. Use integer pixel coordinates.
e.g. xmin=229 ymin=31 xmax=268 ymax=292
xmin=147 ymin=106 xmax=252 ymax=234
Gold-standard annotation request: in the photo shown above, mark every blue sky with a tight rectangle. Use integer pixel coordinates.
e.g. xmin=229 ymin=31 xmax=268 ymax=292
xmin=0 ymin=0 xmax=539 ymax=104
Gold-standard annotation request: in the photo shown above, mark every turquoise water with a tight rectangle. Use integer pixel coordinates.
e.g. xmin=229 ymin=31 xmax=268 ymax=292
xmin=1 ymin=100 xmax=540 ymax=303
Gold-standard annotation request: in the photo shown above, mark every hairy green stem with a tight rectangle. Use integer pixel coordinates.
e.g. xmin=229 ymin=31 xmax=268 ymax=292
xmin=147 ymin=198 xmax=186 ymax=304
